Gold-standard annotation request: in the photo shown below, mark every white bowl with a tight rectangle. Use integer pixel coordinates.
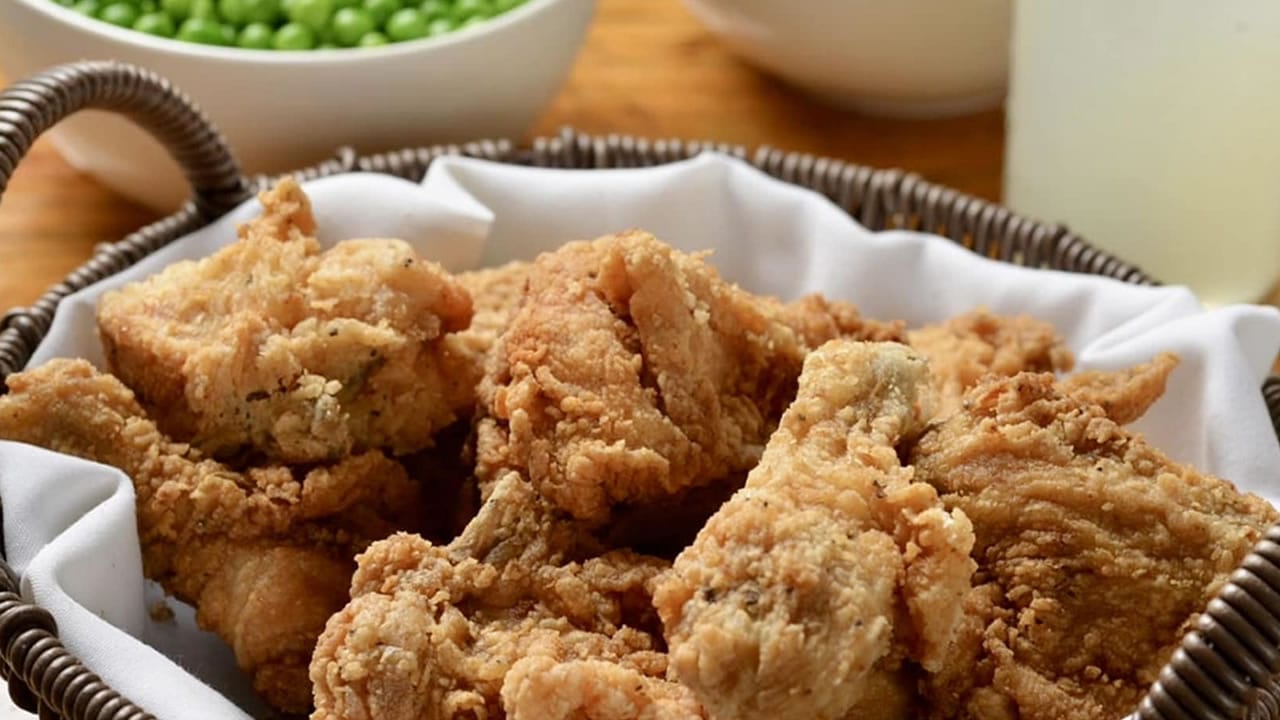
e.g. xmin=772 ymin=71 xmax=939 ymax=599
xmin=683 ymin=0 xmax=1010 ymax=118
xmin=0 ymin=0 xmax=594 ymax=210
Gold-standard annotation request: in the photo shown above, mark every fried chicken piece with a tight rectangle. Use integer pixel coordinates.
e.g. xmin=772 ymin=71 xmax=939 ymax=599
xmin=478 ymin=232 xmax=900 ymax=524
xmin=911 ymin=365 xmax=1278 ymax=720
xmin=502 ymin=657 xmax=705 ymax=720
xmin=907 ymin=309 xmax=1074 ymax=420
xmin=778 ymin=293 xmax=905 ymax=347
xmin=97 ymin=178 xmax=475 ymax=463
xmin=654 ymin=341 xmax=976 ymax=720
xmin=0 ymin=359 xmax=425 ymax=714
xmin=1057 ymin=352 xmax=1178 ymax=425
xmin=455 ymin=261 xmax=531 ymax=369
xmin=311 ymin=474 xmax=696 ymax=720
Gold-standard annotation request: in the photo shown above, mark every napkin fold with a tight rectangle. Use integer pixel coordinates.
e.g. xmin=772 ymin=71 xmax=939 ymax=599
xmin=5 ymin=153 xmax=1278 ymax=719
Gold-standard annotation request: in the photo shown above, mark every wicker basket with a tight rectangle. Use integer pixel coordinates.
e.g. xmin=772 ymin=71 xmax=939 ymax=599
xmin=1 ymin=61 xmax=1279 ymax=720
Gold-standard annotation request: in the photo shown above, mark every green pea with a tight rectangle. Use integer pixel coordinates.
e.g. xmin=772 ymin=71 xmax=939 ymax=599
xmin=248 ymin=0 xmax=279 ymax=21
xmin=216 ymin=0 xmax=241 ymax=22
xmin=217 ymin=0 xmax=275 ymax=24
xmin=189 ymin=0 xmax=219 ymax=20
xmin=237 ymin=20 xmax=273 ymax=46
xmin=330 ymin=6 xmax=373 ymax=45
xmin=176 ymin=16 xmax=226 ymax=43
xmin=384 ymin=7 xmax=426 ymax=40
xmin=220 ymin=22 xmax=237 ymax=42
xmin=360 ymin=0 xmax=397 ymax=25
xmin=425 ymin=15 xmax=452 ymax=35
xmin=286 ymin=0 xmax=332 ymax=31
xmin=273 ymin=20 xmax=316 ymax=48
xmin=133 ymin=10 xmax=175 ymax=34
xmin=417 ymin=0 xmax=445 ymax=19
xmin=71 ymin=0 xmax=101 ymax=15
xmin=331 ymin=0 xmax=359 ymax=9
xmin=449 ymin=0 xmax=487 ymax=21
xmin=159 ymin=0 xmax=190 ymax=20
xmin=493 ymin=0 xmax=522 ymax=12
xmin=458 ymin=13 xmax=485 ymax=30
xmin=357 ymin=29 xmax=387 ymax=46
xmin=138 ymin=0 xmax=157 ymax=11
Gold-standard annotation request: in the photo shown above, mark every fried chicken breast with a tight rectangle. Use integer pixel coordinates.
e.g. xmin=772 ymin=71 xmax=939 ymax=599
xmin=96 ymin=178 xmax=476 ymax=463
xmin=912 ymin=357 xmax=1278 ymax=720
xmin=654 ymin=341 xmax=976 ymax=720
xmin=0 ymin=359 xmax=426 ymax=713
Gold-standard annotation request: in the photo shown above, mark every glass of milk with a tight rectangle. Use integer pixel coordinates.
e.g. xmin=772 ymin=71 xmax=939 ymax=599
xmin=1004 ymin=1 xmax=1280 ymax=306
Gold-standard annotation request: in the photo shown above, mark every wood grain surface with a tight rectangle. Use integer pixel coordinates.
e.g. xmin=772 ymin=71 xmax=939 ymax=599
xmin=0 ymin=0 xmax=1004 ymax=312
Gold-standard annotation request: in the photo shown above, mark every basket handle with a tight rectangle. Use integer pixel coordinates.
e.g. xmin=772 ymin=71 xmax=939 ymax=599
xmin=0 ymin=60 xmax=249 ymax=217
xmin=0 ymin=61 xmax=255 ymax=382
xmin=0 ymin=61 xmax=248 ymax=719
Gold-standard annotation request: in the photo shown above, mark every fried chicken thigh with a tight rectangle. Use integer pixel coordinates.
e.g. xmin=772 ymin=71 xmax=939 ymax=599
xmin=96 ymin=178 xmax=476 ymax=463
xmin=310 ymin=473 xmax=699 ymax=720
xmin=654 ymin=341 xmax=976 ymax=720
xmin=477 ymin=231 xmax=899 ymax=524
xmin=912 ymin=358 xmax=1278 ymax=720
xmin=0 ymin=359 xmax=426 ymax=713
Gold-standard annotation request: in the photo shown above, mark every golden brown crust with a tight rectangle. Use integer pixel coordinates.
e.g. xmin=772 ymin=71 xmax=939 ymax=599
xmin=477 ymin=232 xmax=899 ymax=524
xmin=1057 ymin=352 xmax=1179 ymax=425
xmin=911 ymin=369 xmax=1278 ymax=719
xmin=96 ymin=178 xmax=475 ymax=463
xmin=0 ymin=359 xmax=425 ymax=713
xmin=655 ymin=341 xmax=975 ymax=720
xmin=907 ymin=309 xmax=1075 ymax=420
xmin=310 ymin=475 xmax=685 ymax=720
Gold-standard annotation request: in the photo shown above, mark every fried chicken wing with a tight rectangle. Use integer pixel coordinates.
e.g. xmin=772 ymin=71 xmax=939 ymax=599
xmin=908 ymin=309 xmax=1074 ymax=419
xmin=654 ymin=341 xmax=976 ymax=720
xmin=478 ymin=232 xmax=901 ymax=524
xmin=97 ymin=178 xmax=475 ymax=463
xmin=0 ymin=359 xmax=425 ymax=713
xmin=911 ymin=364 xmax=1278 ymax=720
xmin=311 ymin=474 xmax=696 ymax=720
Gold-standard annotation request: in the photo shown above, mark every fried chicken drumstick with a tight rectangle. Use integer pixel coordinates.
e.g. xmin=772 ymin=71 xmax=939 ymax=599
xmin=96 ymin=178 xmax=476 ymax=464
xmin=0 ymin=359 xmax=425 ymax=713
xmin=654 ymin=341 xmax=976 ymax=720
xmin=912 ymin=354 xmax=1278 ymax=720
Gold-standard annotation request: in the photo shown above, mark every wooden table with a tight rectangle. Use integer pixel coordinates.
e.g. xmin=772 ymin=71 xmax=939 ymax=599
xmin=0 ymin=0 xmax=1004 ymax=313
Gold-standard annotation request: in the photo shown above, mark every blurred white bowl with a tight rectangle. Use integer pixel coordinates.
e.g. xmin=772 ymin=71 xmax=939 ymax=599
xmin=0 ymin=0 xmax=594 ymax=210
xmin=683 ymin=0 xmax=1010 ymax=118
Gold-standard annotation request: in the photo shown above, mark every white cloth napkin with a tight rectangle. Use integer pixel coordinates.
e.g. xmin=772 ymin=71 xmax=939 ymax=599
xmin=3 ymin=153 xmax=1278 ymax=719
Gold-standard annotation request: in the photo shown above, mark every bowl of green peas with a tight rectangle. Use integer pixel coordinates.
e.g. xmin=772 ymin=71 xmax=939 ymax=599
xmin=0 ymin=0 xmax=594 ymax=210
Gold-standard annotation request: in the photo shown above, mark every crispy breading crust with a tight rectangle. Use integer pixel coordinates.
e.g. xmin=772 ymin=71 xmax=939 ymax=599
xmin=908 ymin=309 xmax=1075 ymax=420
xmin=310 ymin=474 xmax=689 ymax=720
xmin=477 ymin=232 xmax=902 ymax=524
xmin=655 ymin=341 xmax=976 ymax=720
xmin=97 ymin=178 xmax=476 ymax=463
xmin=0 ymin=359 xmax=426 ymax=713
xmin=912 ymin=366 xmax=1278 ymax=719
